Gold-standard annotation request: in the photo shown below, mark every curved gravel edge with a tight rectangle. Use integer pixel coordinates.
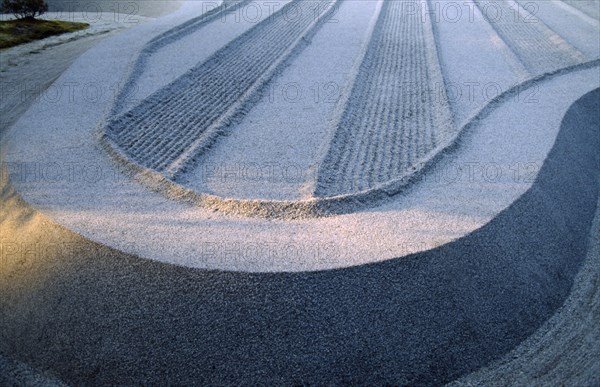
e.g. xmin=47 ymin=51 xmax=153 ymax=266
xmin=103 ymin=0 xmax=340 ymax=178
xmin=312 ymin=0 xmax=455 ymax=197
xmin=447 ymin=88 xmax=600 ymax=386
xmin=1 ymin=88 xmax=598 ymax=384
xmin=99 ymin=59 xmax=600 ymax=219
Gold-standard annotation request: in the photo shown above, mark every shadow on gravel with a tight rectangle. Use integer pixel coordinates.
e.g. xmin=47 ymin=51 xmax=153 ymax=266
xmin=0 ymin=89 xmax=599 ymax=385
xmin=0 ymin=183 xmax=36 ymax=225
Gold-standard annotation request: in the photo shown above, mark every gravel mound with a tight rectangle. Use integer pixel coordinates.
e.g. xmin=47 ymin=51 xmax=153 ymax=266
xmin=449 ymin=87 xmax=600 ymax=386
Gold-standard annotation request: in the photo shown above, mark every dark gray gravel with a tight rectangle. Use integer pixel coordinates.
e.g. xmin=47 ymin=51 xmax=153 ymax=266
xmin=0 ymin=88 xmax=598 ymax=385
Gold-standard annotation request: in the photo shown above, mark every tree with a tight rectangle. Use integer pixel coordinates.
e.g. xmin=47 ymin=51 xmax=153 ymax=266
xmin=1 ymin=0 xmax=49 ymax=19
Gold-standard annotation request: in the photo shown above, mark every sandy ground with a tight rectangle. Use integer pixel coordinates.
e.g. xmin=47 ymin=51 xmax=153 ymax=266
xmin=95 ymin=0 xmax=599 ymax=217
xmin=4 ymin=59 xmax=598 ymax=271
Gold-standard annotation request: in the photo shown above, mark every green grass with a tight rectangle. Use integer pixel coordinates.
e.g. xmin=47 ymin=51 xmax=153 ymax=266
xmin=0 ymin=17 xmax=89 ymax=49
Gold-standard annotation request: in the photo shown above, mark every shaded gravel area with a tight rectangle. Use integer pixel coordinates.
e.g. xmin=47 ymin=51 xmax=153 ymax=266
xmin=450 ymin=88 xmax=600 ymax=386
xmin=0 ymin=354 xmax=67 ymax=386
xmin=1 ymin=88 xmax=598 ymax=384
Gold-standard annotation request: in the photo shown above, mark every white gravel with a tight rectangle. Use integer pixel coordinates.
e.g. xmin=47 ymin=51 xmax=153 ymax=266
xmin=429 ymin=0 xmax=528 ymax=127
xmin=314 ymin=0 xmax=455 ymax=197
xmin=517 ymin=0 xmax=600 ymax=59
xmin=3 ymin=0 xmax=600 ymax=272
xmin=115 ymin=0 xmax=290 ymax=114
xmin=183 ymin=0 xmax=381 ymax=200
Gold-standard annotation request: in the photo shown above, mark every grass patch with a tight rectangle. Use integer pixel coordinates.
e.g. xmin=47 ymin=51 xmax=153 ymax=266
xmin=0 ymin=17 xmax=89 ymax=49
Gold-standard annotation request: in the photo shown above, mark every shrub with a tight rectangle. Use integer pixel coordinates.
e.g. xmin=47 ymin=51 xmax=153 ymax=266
xmin=1 ymin=0 xmax=49 ymax=19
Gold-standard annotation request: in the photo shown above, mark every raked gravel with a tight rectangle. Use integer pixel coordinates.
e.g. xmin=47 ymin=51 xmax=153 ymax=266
xmin=563 ymin=0 xmax=600 ymax=20
xmin=4 ymin=64 xmax=599 ymax=271
xmin=3 ymin=0 xmax=600 ymax=272
xmin=1 ymin=87 xmax=598 ymax=384
xmin=184 ymin=0 xmax=382 ymax=200
xmin=520 ymin=0 xmax=600 ymax=59
xmin=315 ymin=0 xmax=455 ymax=197
xmin=105 ymin=0 xmax=335 ymax=177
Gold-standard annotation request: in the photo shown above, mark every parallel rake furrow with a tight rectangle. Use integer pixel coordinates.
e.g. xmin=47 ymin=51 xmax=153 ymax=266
xmin=105 ymin=0 xmax=338 ymax=177
xmin=314 ymin=0 xmax=454 ymax=197
xmin=474 ymin=0 xmax=585 ymax=74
